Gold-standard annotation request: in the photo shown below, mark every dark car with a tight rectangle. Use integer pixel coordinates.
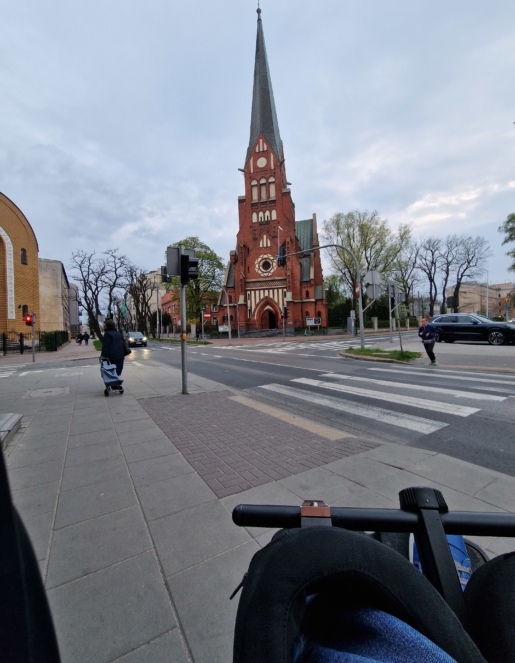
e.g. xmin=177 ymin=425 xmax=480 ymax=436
xmin=428 ymin=314 xmax=515 ymax=345
xmin=125 ymin=331 xmax=147 ymax=347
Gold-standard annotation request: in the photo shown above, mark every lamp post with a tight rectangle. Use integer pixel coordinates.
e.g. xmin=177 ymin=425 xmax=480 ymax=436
xmin=477 ymin=268 xmax=489 ymax=317
xmin=220 ymin=286 xmax=233 ymax=347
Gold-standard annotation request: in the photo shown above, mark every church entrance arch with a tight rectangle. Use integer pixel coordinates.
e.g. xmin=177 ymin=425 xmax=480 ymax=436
xmin=261 ymin=309 xmax=277 ymax=330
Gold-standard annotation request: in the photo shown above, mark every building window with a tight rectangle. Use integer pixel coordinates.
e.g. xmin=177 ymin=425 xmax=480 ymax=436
xmin=271 ymin=209 xmax=277 ymax=221
xmin=251 ymin=180 xmax=258 ymax=202
xmin=317 ymin=310 xmax=322 ymax=318
xmin=259 ymin=212 xmax=264 ymax=223
xmin=306 ymin=311 xmax=310 ymax=318
xmin=306 ymin=290 xmax=310 ymax=298
xmin=252 ymin=212 xmax=257 ymax=223
xmin=212 ymin=305 xmax=218 ymax=312
xmin=269 ymin=177 xmax=276 ymax=199
xmin=20 ymin=248 xmax=27 ymax=264
xmin=229 ymin=295 xmax=233 ymax=304
xmin=265 ymin=211 xmax=270 ymax=221
xmin=22 ymin=305 xmax=28 ymax=317
xmin=260 ymin=178 xmax=267 ymax=200
xmin=213 ymin=317 xmax=218 ymax=326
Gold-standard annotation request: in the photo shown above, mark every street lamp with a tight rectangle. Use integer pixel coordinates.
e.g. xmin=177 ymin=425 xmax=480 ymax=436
xmin=477 ymin=268 xmax=489 ymax=317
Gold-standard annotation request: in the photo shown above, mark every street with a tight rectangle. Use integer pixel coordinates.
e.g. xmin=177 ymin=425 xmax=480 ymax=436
xmin=128 ymin=337 xmax=515 ymax=477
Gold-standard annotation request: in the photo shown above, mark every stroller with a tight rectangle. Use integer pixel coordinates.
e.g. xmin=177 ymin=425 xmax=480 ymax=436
xmin=232 ymin=486 xmax=515 ymax=662
xmin=99 ymin=357 xmax=124 ymax=396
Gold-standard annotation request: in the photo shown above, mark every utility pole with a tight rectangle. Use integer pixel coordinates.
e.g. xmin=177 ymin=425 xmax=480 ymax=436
xmin=179 ymin=246 xmax=188 ymax=394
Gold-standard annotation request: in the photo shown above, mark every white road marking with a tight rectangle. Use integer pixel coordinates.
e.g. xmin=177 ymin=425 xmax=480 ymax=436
xmin=319 ymin=374 xmax=506 ymax=402
xmin=131 ymin=361 xmax=144 ymax=367
xmin=367 ymin=367 xmax=515 ymax=386
xmin=259 ymin=383 xmax=447 ymax=434
xmin=19 ymin=370 xmax=44 ymax=377
xmin=292 ymin=378 xmax=480 ymax=417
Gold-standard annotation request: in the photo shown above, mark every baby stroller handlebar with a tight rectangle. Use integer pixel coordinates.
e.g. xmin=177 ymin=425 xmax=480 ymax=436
xmin=232 ymin=503 xmax=515 ymax=536
xmin=233 ymin=486 xmax=515 ymax=631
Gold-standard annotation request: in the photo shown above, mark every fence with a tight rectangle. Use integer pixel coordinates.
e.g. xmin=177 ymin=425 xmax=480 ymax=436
xmin=1 ymin=331 xmax=69 ymax=356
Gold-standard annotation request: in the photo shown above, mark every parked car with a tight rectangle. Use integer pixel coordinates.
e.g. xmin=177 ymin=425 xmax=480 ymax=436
xmin=428 ymin=314 xmax=515 ymax=345
xmin=125 ymin=331 xmax=147 ymax=347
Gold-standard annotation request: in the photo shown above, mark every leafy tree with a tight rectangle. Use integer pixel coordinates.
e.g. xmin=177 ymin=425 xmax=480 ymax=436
xmin=165 ymin=237 xmax=225 ymax=320
xmin=322 ymin=210 xmax=408 ymax=304
xmin=499 ymin=213 xmax=515 ymax=272
xmin=162 ymin=312 xmax=172 ymax=328
xmin=324 ymin=274 xmax=346 ymax=307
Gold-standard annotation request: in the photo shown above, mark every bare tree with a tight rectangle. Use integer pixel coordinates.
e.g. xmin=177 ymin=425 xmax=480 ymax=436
xmin=417 ymin=237 xmax=444 ymax=316
xmin=438 ymin=235 xmax=460 ymax=313
xmin=124 ymin=265 xmax=156 ymax=336
xmin=69 ymin=249 xmax=129 ymax=339
xmin=392 ymin=232 xmax=421 ymax=314
xmin=452 ymin=236 xmax=491 ymax=312
xmin=498 ymin=212 xmax=515 ymax=272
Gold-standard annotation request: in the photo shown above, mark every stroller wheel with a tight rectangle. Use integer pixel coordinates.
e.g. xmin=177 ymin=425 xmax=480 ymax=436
xmin=104 ymin=388 xmax=109 ymax=397
xmin=119 ymin=388 xmax=124 ymax=395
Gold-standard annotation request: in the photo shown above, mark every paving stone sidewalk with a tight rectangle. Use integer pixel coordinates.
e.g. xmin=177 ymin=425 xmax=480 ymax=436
xmin=1 ymin=358 xmax=514 ymax=663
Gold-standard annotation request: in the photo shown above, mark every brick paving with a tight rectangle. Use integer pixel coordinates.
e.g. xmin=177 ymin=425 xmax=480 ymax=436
xmin=139 ymin=390 xmax=379 ymax=498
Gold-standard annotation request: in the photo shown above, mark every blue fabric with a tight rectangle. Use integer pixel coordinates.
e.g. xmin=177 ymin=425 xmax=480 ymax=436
xmin=293 ymin=605 xmax=457 ymax=663
xmin=418 ymin=323 xmax=437 ymax=343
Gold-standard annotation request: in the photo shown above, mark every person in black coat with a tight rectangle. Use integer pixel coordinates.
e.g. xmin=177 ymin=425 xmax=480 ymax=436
xmin=101 ymin=320 xmax=126 ymax=375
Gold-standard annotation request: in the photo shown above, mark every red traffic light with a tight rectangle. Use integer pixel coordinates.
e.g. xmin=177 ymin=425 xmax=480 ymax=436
xmin=24 ymin=315 xmax=33 ymax=326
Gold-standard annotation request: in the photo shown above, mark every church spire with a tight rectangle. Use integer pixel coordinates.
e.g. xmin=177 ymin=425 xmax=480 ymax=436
xmin=246 ymin=8 xmax=283 ymax=164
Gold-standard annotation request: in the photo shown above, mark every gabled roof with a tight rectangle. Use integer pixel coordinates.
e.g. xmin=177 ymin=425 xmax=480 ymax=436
xmin=245 ymin=9 xmax=283 ymax=164
xmin=295 ymin=219 xmax=313 ymax=253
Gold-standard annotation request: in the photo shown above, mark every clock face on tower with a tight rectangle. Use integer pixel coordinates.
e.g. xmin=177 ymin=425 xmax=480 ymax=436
xmin=255 ymin=254 xmax=277 ymax=276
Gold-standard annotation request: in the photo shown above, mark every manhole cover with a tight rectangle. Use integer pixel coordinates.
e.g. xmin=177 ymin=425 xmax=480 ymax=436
xmin=22 ymin=387 xmax=70 ymax=398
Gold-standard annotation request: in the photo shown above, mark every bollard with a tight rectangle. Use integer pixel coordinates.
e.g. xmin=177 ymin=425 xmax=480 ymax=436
xmin=19 ymin=333 xmax=24 ymax=354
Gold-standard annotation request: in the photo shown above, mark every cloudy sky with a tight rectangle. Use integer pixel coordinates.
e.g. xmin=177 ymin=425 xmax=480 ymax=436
xmin=1 ymin=0 xmax=514 ymax=286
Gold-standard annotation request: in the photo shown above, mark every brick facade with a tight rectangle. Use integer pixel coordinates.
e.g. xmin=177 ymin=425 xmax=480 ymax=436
xmin=218 ymin=11 xmax=327 ymax=332
xmin=0 ymin=192 xmax=40 ymax=334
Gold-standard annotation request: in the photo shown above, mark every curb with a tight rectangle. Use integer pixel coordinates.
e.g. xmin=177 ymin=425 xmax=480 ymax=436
xmin=0 ymin=413 xmax=22 ymax=450
xmin=338 ymin=350 xmax=418 ymax=365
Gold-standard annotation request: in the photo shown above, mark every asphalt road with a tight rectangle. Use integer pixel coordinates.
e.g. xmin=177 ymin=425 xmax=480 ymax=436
xmin=137 ymin=338 xmax=515 ymax=478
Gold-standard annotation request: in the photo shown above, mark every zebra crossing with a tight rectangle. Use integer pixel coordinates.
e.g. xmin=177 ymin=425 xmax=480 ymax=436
xmin=220 ymin=338 xmax=384 ymax=354
xmin=253 ymin=366 xmax=515 ymax=440
xmin=0 ymin=365 xmax=24 ymax=379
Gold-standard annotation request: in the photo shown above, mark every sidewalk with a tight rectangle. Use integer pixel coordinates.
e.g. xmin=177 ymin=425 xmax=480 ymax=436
xmin=1 ymin=339 xmax=99 ymax=366
xmin=1 ymin=356 xmax=514 ymax=662
xmin=371 ymin=336 xmax=515 ymax=373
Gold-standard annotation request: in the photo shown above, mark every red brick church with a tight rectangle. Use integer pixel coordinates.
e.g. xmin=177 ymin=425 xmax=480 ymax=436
xmin=218 ymin=9 xmax=327 ymax=333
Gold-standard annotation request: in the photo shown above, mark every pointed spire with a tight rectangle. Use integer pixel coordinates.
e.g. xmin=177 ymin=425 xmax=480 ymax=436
xmin=246 ymin=8 xmax=283 ymax=164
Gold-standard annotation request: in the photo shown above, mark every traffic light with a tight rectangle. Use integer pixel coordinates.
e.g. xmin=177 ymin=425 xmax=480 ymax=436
xmin=24 ymin=314 xmax=33 ymax=326
xmin=160 ymin=265 xmax=169 ymax=283
xmin=283 ymin=306 xmax=289 ymax=319
xmin=180 ymin=254 xmax=200 ymax=286
xmin=278 ymin=244 xmax=286 ymax=267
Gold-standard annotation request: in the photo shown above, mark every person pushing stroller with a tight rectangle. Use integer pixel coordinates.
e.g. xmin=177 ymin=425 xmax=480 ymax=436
xmin=418 ymin=315 xmax=438 ymax=366
xmin=101 ymin=320 xmax=126 ymax=377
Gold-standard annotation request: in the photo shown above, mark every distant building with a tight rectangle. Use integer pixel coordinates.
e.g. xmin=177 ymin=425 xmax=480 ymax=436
xmin=68 ymin=283 xmax=81 ymax=333
xmin=218 ymin=10 xmax=327 ymax=333
xmin=0 ymin=192 xmax=40 ymax=334
xmin=445 ymin=281 xmax=514 ymax=317
xmin=38 ymin=259 xmax=70 ymax=331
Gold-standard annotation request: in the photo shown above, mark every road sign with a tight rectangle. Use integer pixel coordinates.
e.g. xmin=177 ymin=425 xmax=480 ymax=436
xmin=203 ymin=312 xmax=211 ymax=319
xmin=366 ymin=284 xmax=382 ymax=299
xmin=365 ymin=270 xmax=382 ymax=285
xmin=354 ymin=282 xmax=360 ymax=298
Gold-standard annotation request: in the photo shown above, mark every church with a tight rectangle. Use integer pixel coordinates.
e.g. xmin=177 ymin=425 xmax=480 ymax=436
xmin=218 ymin=9 xmax=327 ymax=333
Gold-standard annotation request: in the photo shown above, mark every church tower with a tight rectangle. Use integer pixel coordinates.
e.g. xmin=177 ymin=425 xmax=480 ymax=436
xmin=219 ymin=8 xmax=327 ymax=333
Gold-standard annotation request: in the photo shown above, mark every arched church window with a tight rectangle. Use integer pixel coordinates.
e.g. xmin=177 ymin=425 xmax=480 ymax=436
xmin=252 ymin=212 xmax=257 ymax=223
xmin=271 ymin=209 xmax=277 ymax=221
xmin=229 ymin=295 xmax=233 ymax=304
xmin=317 ymin=310 xmax=322 ymax=318
xmin=251 ymin=180 xmax=258 ymax=202
xmin=20 ymin=248 xmax=27 ymax=264
xmin=306 ymin=290 xmax=310 ymax=299
xmin=268 ymin=177 xmax=276 ymax=199
xmin=306 ymin=311 xmax=310 ymax=318
xmin=259 ymin=212 xmax=264 ymax=223
xmin=265 ymin=211 xmax=270 ymax=221
xmin=22 ymin=305 xmax=28 ymax=317
xmin=260 ymin=178 xmax=267 ymax=201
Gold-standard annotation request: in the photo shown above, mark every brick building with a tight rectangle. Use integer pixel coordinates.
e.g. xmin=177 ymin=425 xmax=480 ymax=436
xmin=218 ymin=9 xmax=327 ymax=332
xmin=0 ymin=192 xmax=40 ymax=334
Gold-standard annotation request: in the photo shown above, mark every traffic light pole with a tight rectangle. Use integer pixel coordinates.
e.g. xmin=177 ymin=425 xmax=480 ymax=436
xmin=179 ymin=246 xmax=188 ymax=395
xmin=278 ymin=243 xmax=365 ymax=350
xmin=31 ymin=315 xmax=35 ymax=363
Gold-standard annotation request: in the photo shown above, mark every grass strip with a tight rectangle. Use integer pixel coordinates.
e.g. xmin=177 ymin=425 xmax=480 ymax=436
xmin=93 ymin=340 xmax=102 ymax=351
xmin=345 ymin=347 xmax=421 ymax=362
